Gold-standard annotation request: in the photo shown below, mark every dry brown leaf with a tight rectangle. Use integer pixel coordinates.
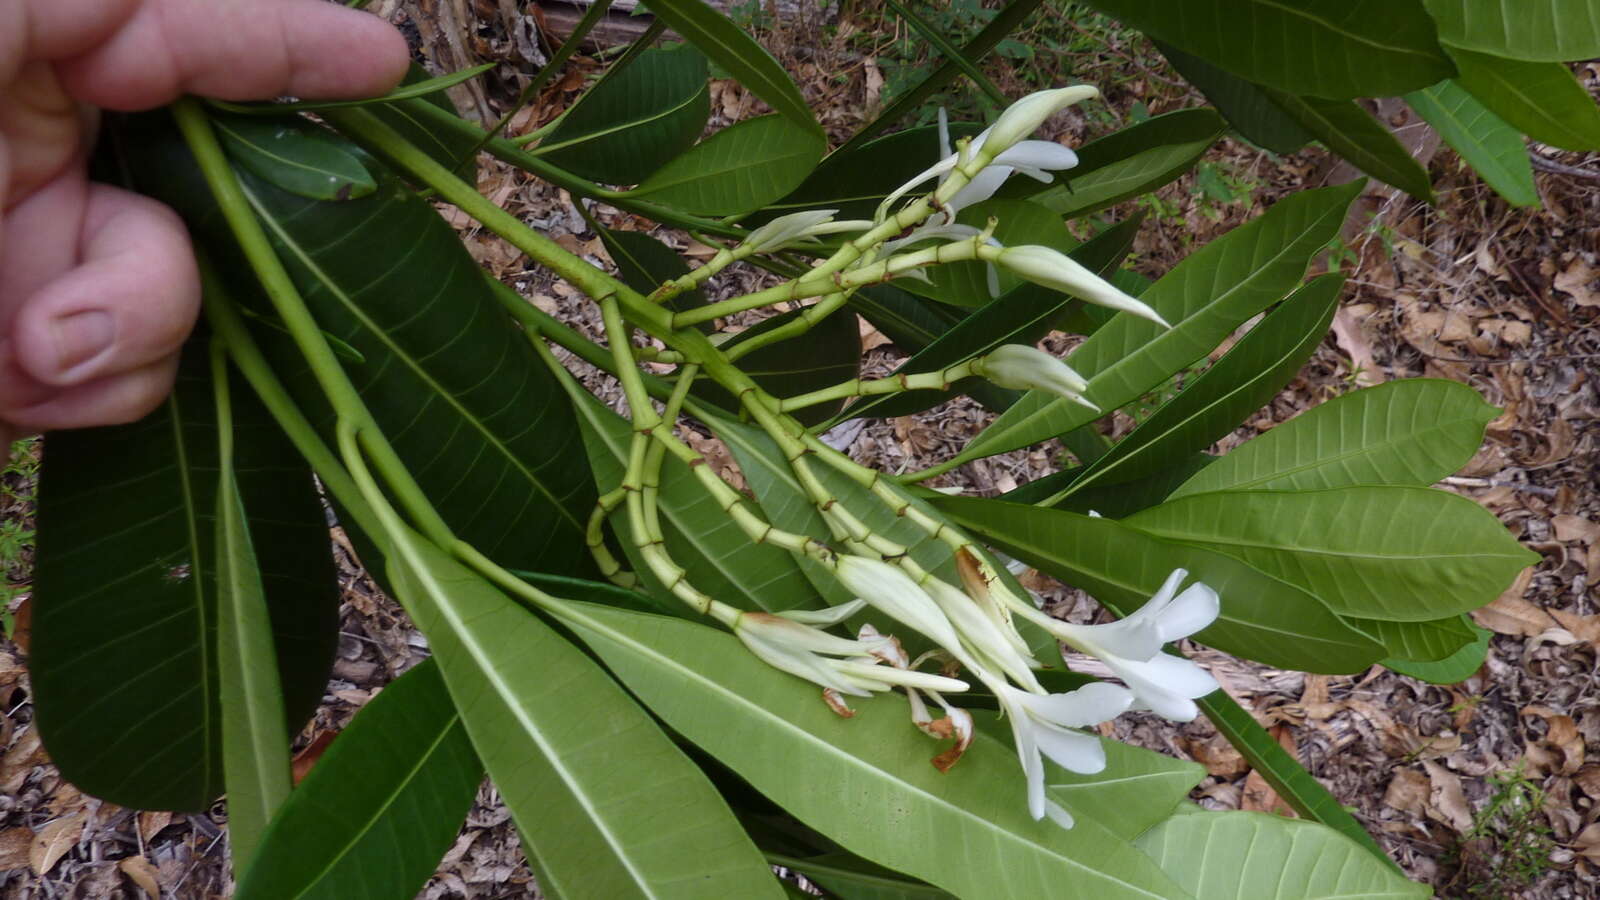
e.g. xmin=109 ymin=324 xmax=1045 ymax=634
xmin=1574 ymin=764 xmax=1600 ymax=801
xmin=1330 ymin=307 xmax=1384 ymax=385
xmin=1554 ymin=515 xmax=1600 ymax=545
xmin=1472 ymin=569 xmax=1548 ymax=637
xmin=1382 ymin=767 xmax=1430 ymax=816
xmin=1422 ymin=760 xmax=1473 ymax=833
xmin=1575 ymin=822 xmax=1600 ymax=863
xmin=862 ymin=55 xmax=884 ymax=115
xmin=137 ymin=810 xmax=172 ymax=844
xmin=1241 ymin=725 xmax=1298 ymax=817
xmin=0 ymin=827 xmax=32 ymax=870
xmin=1180 ymin=734 xmax=1249 ymax=778
xmin=858 ymin=315 xmax=892 ymax=352
xmin=118 ymin=856 xmax=162 ymax=899
xmin=292 ymin=731 xmax=340 ymax=786
xmin=1548 ymin=608 xmax=1600 ymax=644
xmin=29 ymin=813 xmax=81 ymax=876
xmin=1553 ymin=258 xmax=1600 ymax=307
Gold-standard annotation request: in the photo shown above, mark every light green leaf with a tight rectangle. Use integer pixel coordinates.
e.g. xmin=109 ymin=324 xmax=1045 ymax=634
xmin=1057 ymin=274 xmax=1342 ymax=502
xmin=935 ymin=498 xmax=1385 ymax=674
xmin=1350 ymin=614 xmax=1479 ymax=663
xmin=1081 ymin=0 xmax=1452 ymax=99
xmin=1405 ymin=80 xmax=1537 ymax=207
xmin=1154 ymin=42 xmax=1313 ymax=155
xmin=538 ymin=44 xmax=710 ymax=185
xmin=552 ymin=602 xmax=1194 ymax=900
xmin=1124 ymin=486 xmax=1540 ymax=621
xmin=626 ymin=115 xmax=826 ymax=214
xmin=1260 ymin=91 xmax=1435 ymax=201
xmin=386 ymin=531 xmax=783 ymax=899
xmin=1448 ymin=46 xmax=1600 ymax=151
xmin=1425 ymin=0 xmax=1600 ymax=62
xmin=213 ymin=365 xmax=291 ymax=868
xmin=1381 ymin=623 xmax=1492 ymax=684
xmin=1170 ymin=379 xmax=1498 ymax=498
xmin=215 ymin=116 xmax=376 ymax=201
xmin=236 ymin=660 xmax=482 ymax=900
xmin=956 ymin=181 xmax=1360 ymax=464
xmin=1137 ymin=810 xmax=1427 ymax=898
xmin=1030 ymin=110 xmax=1226 ymax=218
xmin=640 ymin=0 xmax=819 ymax=134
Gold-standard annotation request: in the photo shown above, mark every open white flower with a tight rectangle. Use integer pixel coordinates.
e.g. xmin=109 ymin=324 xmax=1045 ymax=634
xmin=993 ymin=680 xmax=1132 ymax=826
xmin=922 ymin=578 xmax=1042 ymax=692
xmin=974 ymin=344 xmax=1097 ymax=410
xmin=734 ymin=611 xmax=969 ymax=699
xmin=995 ymin=245 xmax=1169 ymax=326
xmin=982 ymin=85 xmax=1099 ymax=160
xmin=1048 ymin=569 xmax=1221 ymax=722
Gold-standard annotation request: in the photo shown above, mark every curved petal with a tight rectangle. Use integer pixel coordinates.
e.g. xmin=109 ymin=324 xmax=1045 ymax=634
xmin=1031 ymin=722 xmax=1107 ymax=775
xmin=1015 ymin=681 xmax=1132 ymax=727
xmin=994 ymin=140 xmax=1079 ymax=173
xmin=946 ymin=165 xmax=1013 ymax=217
xmin=1154 ymin=583 xmax=1221 ymax=643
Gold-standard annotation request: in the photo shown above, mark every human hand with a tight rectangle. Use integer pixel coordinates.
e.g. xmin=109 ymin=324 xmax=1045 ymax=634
xmin=0 ymin=0 xmax=409 ymax=449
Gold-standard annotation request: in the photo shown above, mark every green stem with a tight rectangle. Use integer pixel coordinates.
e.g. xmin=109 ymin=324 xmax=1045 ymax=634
xmin=174 ymin=97 xmax=453 ymax=547
xmin=777 ymin=361 xmax=978 ymax=413
xmin=724 ymin=291 xmax=850 ymax=363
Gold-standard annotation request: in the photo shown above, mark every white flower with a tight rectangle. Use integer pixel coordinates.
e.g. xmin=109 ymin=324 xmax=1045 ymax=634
xmin=833 ymin=556 xmax=965 ymax=650
xmin=974 ymin=344 xmax=1097 ymax=410
xmin=1049 ymin=569 xmax=1221 ymax=722
xmin=993 ymin=680 xmax=1132 ymax=825
xmin=922 ymin=578 xmax=1042 ymax=692
xmin=995 ymin=245 xmax=1169 ymax=326
xmin=983 ymin=85 xmax=1099 ymax=160
xmin=743 ymin=210 xmax=872 ymax=253
xmin=734 ymin=611 xmax=968 ymax=699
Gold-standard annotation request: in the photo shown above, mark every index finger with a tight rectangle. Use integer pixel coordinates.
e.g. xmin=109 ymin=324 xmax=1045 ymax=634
xmin=25 ymin=0 xmax=410 ymax=110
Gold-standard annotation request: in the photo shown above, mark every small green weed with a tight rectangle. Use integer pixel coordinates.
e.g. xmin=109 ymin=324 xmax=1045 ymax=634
xmin=1444 ymin=765 xmax=1556 ymax=898
xmin=1 ymin=438 xmax=38 ymax=639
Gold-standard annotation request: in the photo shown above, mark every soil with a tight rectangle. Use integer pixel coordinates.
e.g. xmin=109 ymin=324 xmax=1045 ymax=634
xmin=0 ymin=2 xmax=1595 ymax=897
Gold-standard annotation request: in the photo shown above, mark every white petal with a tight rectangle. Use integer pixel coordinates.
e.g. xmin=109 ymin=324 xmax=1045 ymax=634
xmin=878 ymin=156 xmax=956 ymax=220
xmin=946 ymin=165 xmax=1013 ymax=216
xmin=1154 ymin=583 xmax=1220 ymax=643
xmin=997 ymin=245 xmax=1169 ymax=326
xmin=1043 ymin=799 xmax=1076 ymax=830
xmin=985 ymin=85 xmax=1098 ymax=157
xmin=1032 ymin=722 xmax=1107 ymax=774
xmin=778 ymin=598 xmax=868 ymax=627
xmin=834 ymin=556 xmax=963 ymax=649
xmin=1015 ymin=681 xmax=1133 ymax=727
xmin=1115 ymin=653 xmax=1218 ymax=722
xmin=1057 ymin=617 xmax=1164 ymax=663
xmin=938 ymin=107 xmax=952 ymax=158
xmin=1006 ymin=708 xmax=1048 ymax=821
xmin=994 ymin=141 xmax=1079 ymax=173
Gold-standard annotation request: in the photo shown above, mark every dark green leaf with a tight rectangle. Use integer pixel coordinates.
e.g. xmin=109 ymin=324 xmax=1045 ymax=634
xmin=698 ymin=306 xmax=861 ymax=426
xmin=34 ymin=345 xmax=337 ymax=811
xmin=538 ymin=44 xmax=710 ymax=185
xmin=753 ymin=123 xmax=983 ymax=224
xmin=364 ymin=62 xmax=480 ymax=183
xmin=999 ymin=453 xmax=1217 ymax=517
xmin=236 ymin=660 xmax=482 ymax=900
xmin=847 ymin=284 xmax=965 ymax=353
xmin=1448 ymin=46 xmax=1600 ymax=151
xmin=1197 ymin=694 xmax=1397 ymax=865
xmin=936 ymin=498 xmax=1385 ymax=673
xmin=1124 ymin=486 xmax=1541 ymax=621
xmin=1055 ymin=274 xmax=1342 ymax=502
xmin=1028 ymin=110 xmax=1226 ymax=217
xmin=1082 ymin=0 xmax=1452 ymax=99
xmin=956 ymin=181 xmax=1361 ymax=464
xmin=387 ymin=532 xmax=784 ymax=899
xmin=553 ymin=602 xmax=1193 ymax=900
xmin=1405 ymin=81 xmax=1537 ymax=206
xmin=597 ymin=227 xmax=711 ymax=328
xmin=1381 ymin=623 xmax=1491 ymax=684
xmin=1154 ymin=43 xmax=1313 ymax=154
xmin=215 ymin=115 xmax=376 ymax=201
xmin=1424 ymin=0 xmax=1600 ymax=62
xmin=639 ymin=0 xmax=820 ymax=134
xmin=1169 ymin=379 xmax=1499 ymax=498
xmin=1261 ymin=91 xmax=1435 ymax=201
xmin=626 ymin=115 xmax=827 ymax=215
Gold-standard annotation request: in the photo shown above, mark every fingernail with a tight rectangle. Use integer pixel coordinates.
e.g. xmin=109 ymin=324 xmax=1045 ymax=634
xmin=51 ymin=310 xmax=115 ymax=380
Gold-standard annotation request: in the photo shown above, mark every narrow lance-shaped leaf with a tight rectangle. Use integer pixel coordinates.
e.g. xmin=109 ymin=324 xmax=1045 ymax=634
xmin=1056 ymin=274 xmax=1343 ymax=502
xmin=552 ymin=602 xmax=1195 ymax=900
xmin=640 ymin=0 xmax=820 ymax=134
xmin=33 ymin=341 xmax=338 ymax=812
xmin=1080 ymin=0 xmax=1453 ymax=100
xmin=1260 ymin=90 xmax=1435 ymax=201
xmin=1026 ymin=110 xmax=1226 ymax=218
xmin=1446 ymin=46 xmax=1600 ymax=152
xmin=1424 ymin=0 xmax=1600 ymax=62
xmin=1124 ymin=486 xmax=1541 ymax=622
xmin=212 ymin=359 xmax=292 ymax=867
xmin=625 ymin=114 xmax=827 ymax=215
xmin=236 ymin=660 xmax=483 ymax=900
xmin=1169 ymin=378 xmax=1500 ymax=498
xmin=384 ymin=528 xmax=785 ymax=899
xmin=1381 ymin=623 xmax=1492 ymax=685
xmin=1405 ymin=80 xmax=1538 ymax=208
xmin=214 ymin=115 xmax=377 ymax=201
xmin=955 ymin=181 xmax=1361 ymax=464
xmin=1154 ymin=42 xmax=1313 ymax=155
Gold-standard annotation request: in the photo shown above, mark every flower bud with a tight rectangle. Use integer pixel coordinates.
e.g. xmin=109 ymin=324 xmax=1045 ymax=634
xmin=975 ymin=344 xmax=1095 ymax=409
xmin=983 ymin=86 xmax=1099 ymax=160
xmin=996 ymin=245 xmax=1168 ymax=326
xmin=743 ymin=209 xmax=841 ymax=253
xmin=834 ymin=556 xmax=963 ymax=650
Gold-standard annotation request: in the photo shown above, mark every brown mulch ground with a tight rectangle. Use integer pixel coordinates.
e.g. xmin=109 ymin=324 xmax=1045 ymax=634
xmin=0 ymin=2 xmax=1596 ymax=897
